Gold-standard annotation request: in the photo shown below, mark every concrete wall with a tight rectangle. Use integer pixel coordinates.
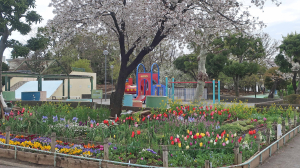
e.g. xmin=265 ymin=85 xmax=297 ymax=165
xmin=51 ymin=71 xmax=96 ymax=98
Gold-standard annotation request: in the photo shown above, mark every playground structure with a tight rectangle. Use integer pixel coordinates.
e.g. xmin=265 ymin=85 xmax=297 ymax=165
xmin=168 ymin=78 xmax=221 ymax=103
xmin=123 ymin=63 xmax=166 ymax=107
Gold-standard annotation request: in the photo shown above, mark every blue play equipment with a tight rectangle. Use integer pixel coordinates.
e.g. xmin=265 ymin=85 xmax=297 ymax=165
xmin=135 ymin=63 xmax=166 ymax=100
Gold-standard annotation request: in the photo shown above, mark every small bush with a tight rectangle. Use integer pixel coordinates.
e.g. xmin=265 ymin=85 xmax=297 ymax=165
xmin=283 ymin=94 xmax=300 ymax=104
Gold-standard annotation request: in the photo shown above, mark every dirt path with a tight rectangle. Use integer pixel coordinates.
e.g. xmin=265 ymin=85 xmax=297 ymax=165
xmin=258 ymin=133 xmax=300 ymax=168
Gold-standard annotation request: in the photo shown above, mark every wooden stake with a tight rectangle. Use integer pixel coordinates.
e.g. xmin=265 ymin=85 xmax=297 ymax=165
xmin=205 ymin=160 xmax=210 ymax=168
xmin=162 ymin=145 xmax=168 ymax=167
xmin=51 ymin=132 xmax=56 ymax=152
xmin=5 ymin=126 xmax=10 ymax=145
xmin=234 ymin=138 xmax=239 ymax=165
xmin=104 ymin=138 xmax=109 ymax=160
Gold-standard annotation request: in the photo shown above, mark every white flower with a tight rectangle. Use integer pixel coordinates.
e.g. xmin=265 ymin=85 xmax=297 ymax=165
xmin=214 ymin=142 xmax=216 ymax=145
xmin=234 ymin=133 xmax=237 ymax=137
xmin=210 ymin=139 xmax=213 ymax=143
xmin=177 ymin=134 xmax=179 ymax=138
xmin=226 ymin=140 xmax=229 ymax=144
xmin=219 ymin=136 xmax=221 ymax=139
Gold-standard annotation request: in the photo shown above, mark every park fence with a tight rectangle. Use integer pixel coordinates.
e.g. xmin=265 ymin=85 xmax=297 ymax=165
xmin=168 ymin=88 xmax=207 ymax=101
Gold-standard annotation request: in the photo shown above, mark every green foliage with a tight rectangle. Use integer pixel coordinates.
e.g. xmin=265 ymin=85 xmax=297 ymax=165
xmin=206 ymin=51 xmax=229 ymax=79
xmin=173 ymin=54 xmax=198 ymax=81
xmin=284 ymin=94 xmax=300 ymax=104
xmin=287 ymin=82 xmax=298 ymax=95
xmin=278 ymin=32 xmax=300 ymax=62
xmin=223 ymin=61 xmax=259 ymax=78
xmin=71 ymin=59 xmax=93 ymax=72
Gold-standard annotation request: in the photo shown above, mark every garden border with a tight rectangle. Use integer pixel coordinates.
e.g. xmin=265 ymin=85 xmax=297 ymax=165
xmin=219 ymin=124 xmax=300 ymax=168
xmin=0 ymin=143 xmax=163 ymax=168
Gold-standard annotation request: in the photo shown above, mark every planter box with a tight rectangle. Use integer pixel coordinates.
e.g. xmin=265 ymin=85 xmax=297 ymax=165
xmin=146 ymin=96 xmax=167 ymax=108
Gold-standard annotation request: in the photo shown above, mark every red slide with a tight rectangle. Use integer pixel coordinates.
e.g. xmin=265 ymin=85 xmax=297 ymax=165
xmin=134 ymin=95 xmax=146 ymax=102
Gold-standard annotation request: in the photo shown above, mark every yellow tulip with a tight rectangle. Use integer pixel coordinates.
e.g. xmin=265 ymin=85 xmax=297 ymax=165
xmin=187 ymin=130 xmax=190 ymax=134
xmin=196 ymin=133 xmax=199 ymax=136
xmin=186 ymin=145 xmax=189 ymax=149
xmin=178 ymin=143 xmax=181 ymax=148
xmin=200 ymin=142 xmax=203 ymax=147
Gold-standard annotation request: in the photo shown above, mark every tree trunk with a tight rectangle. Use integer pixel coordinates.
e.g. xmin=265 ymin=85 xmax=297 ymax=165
xmin=193 ymin=48 xmax=207 ymax=103
xmin=0 ymin=30 xmax=9 ymax=93
xmin=110 ymin=62 xmax=128 ymax=117
xmin=233 ymin=75 xmax=239 ymax=97
xmin=268 ymin=79 xmax=278 ymax=98
xmin=292 ymin=72 xmax=297 ymax=94
xmin=297 ymin=72 xmax=300 ymax=94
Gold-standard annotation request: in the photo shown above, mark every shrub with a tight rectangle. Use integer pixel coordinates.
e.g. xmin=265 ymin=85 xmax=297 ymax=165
xmin=284 ymin=94 xmax=300 ymax=104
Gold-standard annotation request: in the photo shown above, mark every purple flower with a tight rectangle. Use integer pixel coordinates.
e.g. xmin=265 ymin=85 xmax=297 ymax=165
xmin=147 ymin=149 xmax=157 ymax=154
xmin=141 ymin=157 xmax=143 ymax=160
xmin=113 ymin=146 xmax=117 ymax=150
xmin=72 ymin=117 xmax=78 ymax=122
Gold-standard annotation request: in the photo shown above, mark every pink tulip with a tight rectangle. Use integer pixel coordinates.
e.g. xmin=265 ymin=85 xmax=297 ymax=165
xmin=96 ymin=123 xmax=99 ymax=126
xmin=90 ymin=123 xmax=93 ymax=128
xmin=29 ymin=113 xmax=32 ymax=116
xmin=184 ymin=137 xmax=187 ymax=141
xmin=22 ymin=108 xmax=25 ymax=113
xmin=189 ymin=131 xmax=192 ymax=135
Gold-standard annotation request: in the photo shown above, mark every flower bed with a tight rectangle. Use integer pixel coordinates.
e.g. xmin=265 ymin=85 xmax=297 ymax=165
xmin=0 ymin=101 xmax=297 ymax=167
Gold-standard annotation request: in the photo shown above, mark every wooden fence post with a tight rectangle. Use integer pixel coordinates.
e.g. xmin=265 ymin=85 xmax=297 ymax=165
xmin=256 ymin=132 xmax=261 ymax=151
xmin=234 ymin=138 xmax=239 ymax=165
xmin=294 ymin=110 xmax=297 ymax=128
xmin=282 ymin=118 xmax=286 ymax=135
xmin=162 ymin=145 xmax=168 ymax=167
xmin=104 ymin=138 xmax=109 ymax=160
xmin=288 ymin=116 xmax=291 ymax=130
xmin=238 ymin=153 xmax=242 ymax=164
xmin=266 ymin=128 xmax=270 ymax=145
xmin=205 ymin=160 xmax=210 ymax=168
xmin=5 ymin=126 xmax=10 ymax=145
xmin=51 ymin=132 xmax=56 ymax=152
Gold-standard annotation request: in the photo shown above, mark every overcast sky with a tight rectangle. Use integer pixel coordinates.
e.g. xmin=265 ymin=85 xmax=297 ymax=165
xmin=4 ymin=0 xmax=300 ymax=59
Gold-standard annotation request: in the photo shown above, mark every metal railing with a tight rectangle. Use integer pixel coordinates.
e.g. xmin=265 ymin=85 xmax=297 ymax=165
xmin=219 ymin=124 xmax=300 ymax=168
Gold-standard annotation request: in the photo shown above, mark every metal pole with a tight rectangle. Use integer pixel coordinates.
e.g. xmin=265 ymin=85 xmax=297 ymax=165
xmin=213 ymin=79 xmax=215 ymax=104
xmin=166 ymin=76 xmax=168 ymax=97
xmin=218 ymin=80 xmax=220 ymax=103
xmin=172 ymin=77 xmax=174 ymax=102
xmin=105 ymin=53 xmax=107 ymax=101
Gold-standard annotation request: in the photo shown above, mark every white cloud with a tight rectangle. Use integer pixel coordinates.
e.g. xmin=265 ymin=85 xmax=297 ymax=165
xmin=247 ymin=0 xmax=300 ymax=26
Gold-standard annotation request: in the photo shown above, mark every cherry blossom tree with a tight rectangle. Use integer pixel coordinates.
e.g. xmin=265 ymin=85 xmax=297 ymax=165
xmin=47 ymin=0 xmax=281 ymax=116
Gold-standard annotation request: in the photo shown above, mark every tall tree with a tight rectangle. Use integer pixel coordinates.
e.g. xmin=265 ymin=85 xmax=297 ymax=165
xmin=0 ymin=0 xmax=42 ymax=92
xmin=48 ymin=0 xmax=280 ymax=116
xmin=275 ymin=33 xmax=300 ymax=94
xmin=223 ymin=33 xmax=265 ymax=96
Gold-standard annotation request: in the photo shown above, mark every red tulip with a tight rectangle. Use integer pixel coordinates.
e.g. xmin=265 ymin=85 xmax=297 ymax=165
xmin=137 ymin=130 xmax=141 ymax=135
xmin=254 ymin=136 xmax=257 ymax=139
xmin=193 ymin=135 xmax=197 ymax=139
xmin=131 ymin=131 xmax=135 ymax=138
xmin=253 ymin=130 xmax=256 ymax=134
xmin=171 ymin=141 xmax=174 ymax=145
xmin=215 ymin=139 xmax=218 ymax=142
xmin=142 ymin=117 xmax=146 ymax=121
xmin=198 ymin=135 xmax=202 ymax=139
xmin=170 ymin=136 xmax=173 ymax=141
xmin=187 ymin=135 xmax=189 ymax=139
